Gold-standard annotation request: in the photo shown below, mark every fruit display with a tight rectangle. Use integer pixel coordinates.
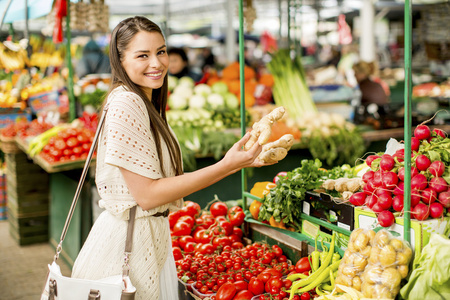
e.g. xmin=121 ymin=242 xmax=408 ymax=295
xmin=352 ymin=124 xmax=449 ymax=226
xmin=0 ymin=118 xmax=54 ymax=140
xmin=335 ymin=229 xmax=413 ymax=299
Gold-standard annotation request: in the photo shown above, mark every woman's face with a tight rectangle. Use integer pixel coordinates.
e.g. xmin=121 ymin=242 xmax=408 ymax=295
xmin=168 ymin=53 xmax=186 ymax=75
xmin=121 ymin=31 xmax=169 ymax=98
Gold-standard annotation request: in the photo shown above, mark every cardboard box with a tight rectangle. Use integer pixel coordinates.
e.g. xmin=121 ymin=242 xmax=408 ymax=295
xmin=354 ymin=207 xmax=450 ymax=263
xmin=302 ymin=191 xmax=355 ymax=231
xmin=27 ymin=91 xmax=60 ymax=114
xmin=301 ymin=219 xmax=350 ymax=250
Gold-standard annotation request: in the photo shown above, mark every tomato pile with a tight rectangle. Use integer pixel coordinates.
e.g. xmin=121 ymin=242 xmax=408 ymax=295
xmin=352 ymin=125 xmax=450 ymax=227
xmin=0 ymin=119 xmax=54 ymax=139
xmin=39 ymin=127 xmax=94 ymax=163
xmin=172 ymin=200 xmax=317 ymax=300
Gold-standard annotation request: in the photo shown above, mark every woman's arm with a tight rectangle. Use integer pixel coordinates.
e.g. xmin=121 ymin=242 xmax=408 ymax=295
xmin=120 ymin=132 xmax=269 ymax=210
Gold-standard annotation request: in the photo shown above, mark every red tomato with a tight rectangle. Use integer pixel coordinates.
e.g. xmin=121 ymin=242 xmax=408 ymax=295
xmin=201 ymin=214 xmax=216 ymax=227
xmin=219 ymin=221 xmax=233 ymax=236
xmin=231 ymin=242 xmax=244 ymax=249
xmin=300 ymin=292 xmax=311 ymax=300
xmin=181 ymin=201 xmax=201 ymax=218
xmin=77 ymin=133 xmax=89 ymax=143
xmin=271 ymin=245 xmax=283 ymax=257
xmin=232 ymin=227 xmax=244 ymax=239
xmin=172 ymin=246 xmax=183 ymax=261
xmin=216 ymin=282 xmax=237 ymax=300
xmin=72 ymin=146 xmax=83 ymax=155
xmin=233 ymin=290 xmax=254 ymax=300
xmin=210 ymin=201 xmax=228 ymax=217
xmin=171 ymin=238 xmax=179 ymax=248
xmin=273 ymin=171 xmax=288 ymax=183
xmin=294 ymin=257 xmax=311 ymax=274
xmin=265 ymin=277 xmax=283 ymax=295
xmin=184 ymin=242 xmax=196 ymax=253
xmin=178 ymin=215 xmax=195 ymax=228
xmin=178 ymin=235 xmax=195 ymax=249
xmin=228 ymin=234 xmax=241 ymax=244
xmin=172 ymin=221 xmax=191 ymax=236
xmin=213 ymin=236 xmax=232 ymax=248
xmin=168 ymin=211 xmax=181 ymax=228
xmin=228 ymin=211 xmax=245 ymax=227
xmin=54 ymin=138 xmax=66 ymax=150
xmin=199 ymin=243 xmax=215 ymax=255
xmin=256 ymin=272 xmax=272 ymax=284
xmin=233 ymin=280 xmax=248 ymax=292
xmin=66 ymin=136 xmax=79 ymax=148
xmin=248 ymin=278 xmax=265 ymax=296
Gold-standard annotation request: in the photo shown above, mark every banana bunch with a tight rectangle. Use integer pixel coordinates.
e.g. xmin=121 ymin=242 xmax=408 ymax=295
xmin=29 ymin=53 xmax=51 ymax=69
xmin=27 ymin=124 xmax=70 ymax=157
xmin=0 ymin=45 xmax=28 ymax=71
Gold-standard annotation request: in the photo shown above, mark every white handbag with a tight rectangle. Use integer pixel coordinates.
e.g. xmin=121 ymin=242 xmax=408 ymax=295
xmin=41 ymin=104 xmax=137 ymax=300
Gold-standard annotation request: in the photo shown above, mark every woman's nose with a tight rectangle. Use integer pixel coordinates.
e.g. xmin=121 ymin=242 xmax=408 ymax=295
xmin=149 ymin=55 xmax=162 ymax=68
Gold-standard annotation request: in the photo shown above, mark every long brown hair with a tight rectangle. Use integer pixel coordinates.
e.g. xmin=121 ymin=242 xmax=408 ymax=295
xmin=106 ymin=16 xmax=183 ymax=177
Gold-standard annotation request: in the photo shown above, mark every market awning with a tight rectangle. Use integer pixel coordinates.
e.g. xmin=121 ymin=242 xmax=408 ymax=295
xmin=0 ymin=0 xmax=53 ymax=23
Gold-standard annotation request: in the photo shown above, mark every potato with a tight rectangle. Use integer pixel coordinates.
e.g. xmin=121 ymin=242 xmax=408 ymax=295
xmin=352 ymin=275 xmax=362 ymax=291
xmin=353 ymin=255 xmax=368 ymax=272
xmin=361 ymin=282 xmax=375 ymax=298
xmin=373 ymin=284 xmax=394 ymax=299
xmin=360 ymin=245 xmax=372 ymax=258
xmin=379 ymin=245 xmax=397 ymax=267
xmin=374 ymin=230 xmax=390 ymax=248
xmin=369 ymin=247 xmax=381 ymax=264
xmin=338 ymin=262 xmax=346 ymax=273
xmin=366 ymin=230 xmax=376 ymax=245
xmin=345 ymin=252 xmax=359 ymax=265
xmin=398 ymin=264 xmax=409 ymax=279
xmin=350 ymin=228 xmax=364 ymax=242
xmin=381 ymin=267 xmax=402 ymax=290
xmin=347 ymin=241 xmax=357 ymax=253
xmin=390 ymin=238 xmax=404 ymax=252
xmin=396 ymin=251 xmax=409 ymax=265
xmin=354 ymin=232 xmax=370 ymax=251
xmin=364 ymin=265 xmax=383 ymax=284
xmin=403 ymin=246 xmax=413 ymax=263
xmin=342 ymin=265 xmax=357 ymax=277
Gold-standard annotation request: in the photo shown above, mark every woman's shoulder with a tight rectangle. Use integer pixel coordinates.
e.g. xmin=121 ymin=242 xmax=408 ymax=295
xmin=108 ymin=86 xmax=147 ymax=112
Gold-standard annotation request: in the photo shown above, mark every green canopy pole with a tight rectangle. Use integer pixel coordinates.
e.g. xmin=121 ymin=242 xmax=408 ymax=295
xmin=66 ymin=0 xmax=76 ymax=122
xmin=403 ymin=0 xmax=412 ymax=244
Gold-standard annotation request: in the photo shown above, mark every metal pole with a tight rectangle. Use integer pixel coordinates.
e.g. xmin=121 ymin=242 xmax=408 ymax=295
xmin=287 ymin=0 xmax=291 ymax=50
xmin=0 ymin=0 xmax=13 ymax=31
xmin=66 ymin=0 xmax=76 ymax=121
xmin=403 ymin=0 xmax=412 ymax=244
xmin=226 ymin=0 xmax=236 ymax=64
xmin=24 ymin=0 xmax=29 ymax=41
xmin=238 ymin=0 xmax=247 ymax=207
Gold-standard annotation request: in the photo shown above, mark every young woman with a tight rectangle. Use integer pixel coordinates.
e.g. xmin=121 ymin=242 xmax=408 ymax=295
xmin=71 ymin=16 xmax=271 ymax=300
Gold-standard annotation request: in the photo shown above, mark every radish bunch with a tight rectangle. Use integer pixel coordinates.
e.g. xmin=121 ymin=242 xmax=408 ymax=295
xmin=350 ymin=125 xmax=450 ymax=227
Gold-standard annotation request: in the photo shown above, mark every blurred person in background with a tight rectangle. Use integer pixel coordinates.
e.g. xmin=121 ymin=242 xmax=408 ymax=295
xmin=168 ymin=47 xmax=202 ymax=81
xmin=76 ymin=39 xmax=111 ymax=79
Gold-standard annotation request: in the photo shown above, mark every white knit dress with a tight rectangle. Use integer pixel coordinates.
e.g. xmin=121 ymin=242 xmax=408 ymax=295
xmin=72 ymin=86 xmax=182 ymax=300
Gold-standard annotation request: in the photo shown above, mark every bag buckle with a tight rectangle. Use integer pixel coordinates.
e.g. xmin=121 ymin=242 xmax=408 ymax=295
xmin=48 ymin=279 xmax=57 ymax=299
xmin=89 ymin=289 xmax=101 ymax=299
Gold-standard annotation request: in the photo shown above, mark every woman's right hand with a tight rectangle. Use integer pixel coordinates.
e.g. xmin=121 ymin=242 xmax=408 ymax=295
xmin=220 ymin=132 xmax=275 ymax=174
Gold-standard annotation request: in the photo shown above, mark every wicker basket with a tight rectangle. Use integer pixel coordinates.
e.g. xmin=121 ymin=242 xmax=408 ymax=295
xmin=0 ymin=136 xmax=20 ymax=154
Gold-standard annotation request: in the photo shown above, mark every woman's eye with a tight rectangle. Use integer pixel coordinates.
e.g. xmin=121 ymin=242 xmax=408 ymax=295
xmin=138 ymin=54 xmax=148 ymax=58
xmin=158 ymin=50 xmax=166 ymax=55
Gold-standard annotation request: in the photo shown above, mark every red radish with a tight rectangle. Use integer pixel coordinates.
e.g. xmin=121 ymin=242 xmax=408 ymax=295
xmin=366 ymin=155 xmax=381 ymax=167
xmin=430 ymin=202 xmax=445 ymax=218
xmin=373 ymin=171 xmax=383 ymax=187
xmin=378 ymin=210 xmax=395 ymax=227
xmin=415 ymin=154 xmax=431 ymax=171
xmin=382 ymin=172 xmax=399 ymax=189
xmin=414 ymin=124 xmax=431 ymax=140
xmin=429 ymin=161 xmax=445 ymax=177
xmin=349 ymin=192 xmax=366 ymax=206
xmin=412 ymin=202 xmax=430 ymax=221
xmin=411 ymin=174 xmax=428 ymax=191
xmin=392 ymin=195 xmax=404 ymax=212
xmin=393 ymin=149 xmax=405 ymax=162
xmin=429 ymin=177 xmax=448 ymax=193
xmin=411 ymin=189 xmax=422 ymax=207
xmin=375 ymin=188 xmax=391 ymax=197
xmin=372 ymin=202 xmax=384 ymax=213
xmin=363 ymin=181 xmax=376 ymax=195
xmin=398 ymin=166 xmax=419 ymax=181
xmin=366 ymin=195 xmax=377 ymax=208
xmin=438 ymin=191 xmax=450 ymax=208
xmin=380 ymin=155 xmax=395 ymax=171
xmin=433 ymin=128 xmax=446 ymax=138
xmin=378 ymin=193 xmax=393 ymax=210
xmin=421 ymin=188 xmax=437 ymax=204
xmin=393 ymin=181 xmax=405 ymax=196
xmin=362 ymin=170 xmax=375 ymax=183
xmin=411 ymin=137 xmax=421 ymax=151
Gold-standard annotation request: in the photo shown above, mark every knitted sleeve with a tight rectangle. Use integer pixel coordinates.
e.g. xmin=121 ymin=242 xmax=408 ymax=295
xmin=103 ymin=91 xmax=163 ymax=179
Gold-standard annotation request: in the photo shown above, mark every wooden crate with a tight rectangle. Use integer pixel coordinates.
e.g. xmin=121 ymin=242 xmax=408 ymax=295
xmin=7 ymin=192 xmax=49 ymax=217
xmin=7 ymin=207 xmax=49 ymax=245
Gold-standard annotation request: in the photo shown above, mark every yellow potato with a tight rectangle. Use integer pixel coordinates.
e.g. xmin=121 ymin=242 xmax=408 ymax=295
xmin=374 ymin=230 xmax=390 ymax=248
xmin=390 ymin=238 xmax=404 ymax=252
xmin=364 ymin=265 xmax=383 ymax=284
xmin=396 ymin=252 xmax=409 ymax=265
xmin=373 ymin=284 xmax=394 ymax=299
xmin=360 ymin=245 xmax=372 ymax=258
xmin=342 ymin=265 xmax=357 ymax=277
xmin=350 ymin=228 xmax=364 ymax=242
xmin=381 ymin=267 xmax=401 ymax=290
xmin=361 ymin=282 xmax=375 ymax=298
xmin=397 ymin=264 xmax=409 ymax=279
xmin=379 ymin=245 xmax=397 ymax=267
xmin=369 ymin=247 xmax=381 ymax=264
xmin=366 ymin=230 xmax=376 ymax=245
xmin=354 ymin=232 xmax=370 ymax=251
xmin=353 ymin=255 xmax=368 ymax=272
xmin=403 ymin=246 xmax=413 ymax=263
xmin=352 ymin=276 xmax=362 ymax=291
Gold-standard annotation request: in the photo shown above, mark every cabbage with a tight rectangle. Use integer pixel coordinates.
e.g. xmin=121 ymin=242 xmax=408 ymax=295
xmin=173 ymin=84 xmax=193 ymax=99
xmin=168 ymin=93 xmax=188 ymax=110
xmin=224 ymin=93 xmax=239 ymax=109
xmin=188 ymin=94 xmax=206 ymax=109
xmin=211 ymin=82 xmax=228 ymax=95
xmin=178 ymin=76 xmax=195 ymax=88
xmin=168 ymin=75 xmax=178 ymax=91
xmin=207 ymin=93 xmax=224 ymax=110
xmin=194 ymin=84 xmax=212 ymax=97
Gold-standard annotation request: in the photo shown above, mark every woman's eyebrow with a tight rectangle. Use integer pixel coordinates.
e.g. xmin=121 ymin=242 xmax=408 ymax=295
xmin=133 ymin=45 xmax=166 ymax=54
